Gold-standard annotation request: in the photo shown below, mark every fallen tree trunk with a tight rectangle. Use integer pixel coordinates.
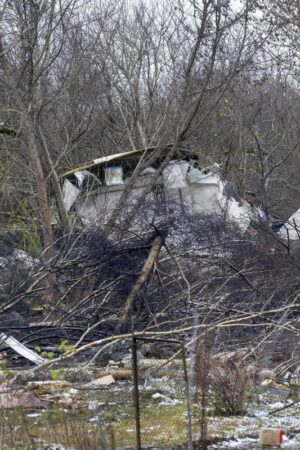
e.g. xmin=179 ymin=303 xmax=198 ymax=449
xmin=118 ymin=220 xmax=171 ymax=330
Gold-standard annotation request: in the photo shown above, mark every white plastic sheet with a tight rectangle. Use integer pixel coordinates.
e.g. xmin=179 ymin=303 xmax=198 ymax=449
xmin=62 ymin=179 xmax=81 ymax=212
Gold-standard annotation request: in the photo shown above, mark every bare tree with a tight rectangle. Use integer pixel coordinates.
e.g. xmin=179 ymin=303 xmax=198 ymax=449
xmin=0 ymin=1 xmax=86 ymax=255
xmin=81 ymin=0 xmax=274 ymax=232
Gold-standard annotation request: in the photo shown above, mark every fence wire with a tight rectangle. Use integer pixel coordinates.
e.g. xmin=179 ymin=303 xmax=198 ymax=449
xmin=131 ymin=336 xmax=193 ymax=449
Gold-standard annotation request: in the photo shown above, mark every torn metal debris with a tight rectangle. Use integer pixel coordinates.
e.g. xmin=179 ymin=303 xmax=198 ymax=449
xmin=61 ymin=146 xmax=255 ymax=232
xmin=0 ymin=333 xmax=45 ymax=365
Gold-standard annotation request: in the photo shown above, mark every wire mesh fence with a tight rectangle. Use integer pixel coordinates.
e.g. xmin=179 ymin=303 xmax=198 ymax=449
xmin=131 ymin=336 xmax=193 ymax=450
xmin=91 ymin=335 xmax=245 ymax=450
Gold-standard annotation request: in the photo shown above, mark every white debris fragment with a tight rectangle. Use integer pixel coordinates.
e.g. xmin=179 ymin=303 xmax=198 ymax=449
xmin=0 ymin=333 xmax=45 ymax=365
xmin=89 ymin=416 xmax=99 ymax=423
xmin=151 ymin=392 xmax=181 ymax=405
xmin=163 ymin=161 xmax=189 ymax=189
xmin=278 ymin=208 xmax=300 ymax=241
xmin=224 ymin=198 xmax=252 ymax=233
xmin=62 ymin=179 xmax=80 ymax=212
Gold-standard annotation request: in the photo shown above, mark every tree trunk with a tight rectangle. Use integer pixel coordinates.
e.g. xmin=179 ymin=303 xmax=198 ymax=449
xmin=25 ymin=116 xmax=54 ymax=261
xmin=118 ymin=219 xmax=171 ymax=330
xmin=39 ymin=129 xmax=71 ymax=234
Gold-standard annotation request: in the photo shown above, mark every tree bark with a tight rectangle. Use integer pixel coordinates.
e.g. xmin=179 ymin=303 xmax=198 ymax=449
xmin=39 ymin=128 xmax=71 ymax=234
xmin=25 ymin=116 xmax=54 ymax=261
xmin=118 ymin=219 xmax=171 ymax=329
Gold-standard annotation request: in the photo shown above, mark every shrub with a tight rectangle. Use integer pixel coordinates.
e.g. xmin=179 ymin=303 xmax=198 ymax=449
xmin=210 ymin=361 xmax=253 ymax=416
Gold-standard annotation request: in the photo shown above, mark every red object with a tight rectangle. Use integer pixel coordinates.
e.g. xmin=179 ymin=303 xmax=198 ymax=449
xmin=279 ymin=430 xmax=284 ymax=445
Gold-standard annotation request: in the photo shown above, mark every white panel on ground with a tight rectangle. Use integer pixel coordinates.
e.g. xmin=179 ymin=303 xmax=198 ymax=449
xmin=187 ymin=169 xmax=222 ymax=213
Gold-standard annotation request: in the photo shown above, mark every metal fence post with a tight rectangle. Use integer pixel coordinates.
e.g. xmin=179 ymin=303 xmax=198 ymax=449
xmin=132 ymin=334 xmax=142 ymax=450
xmin=182 ymin=344 xmax=193 ymax=450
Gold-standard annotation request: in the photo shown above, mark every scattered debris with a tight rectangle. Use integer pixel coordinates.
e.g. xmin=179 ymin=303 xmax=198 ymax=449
xmin=0 ymin=390 xmax=45 ymax=409
xmin=0 ymin=333 xmax=45 ymax=365
xmin=261 ymin=378 xmax=277 ymax=388
xmin=61 ymin=147 xmax=256 ymax=232
xmin=62 ymin=178 xmax=81 ymax=212
xmin=88 ymin=400 xmax=99 ymax=410
xmin=278 ymin=208 xmax=300 ymax=241
xmin=92 ymin=374 xmax=115 ymax=386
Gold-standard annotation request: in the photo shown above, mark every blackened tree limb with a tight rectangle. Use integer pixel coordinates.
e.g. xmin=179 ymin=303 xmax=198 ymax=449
xmin=118 ymin=220 xmax=171 ymax=330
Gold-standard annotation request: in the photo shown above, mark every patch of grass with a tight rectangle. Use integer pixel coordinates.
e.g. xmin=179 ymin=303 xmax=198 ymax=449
xmin=59 ymin=339 xmax=76 ymax=353
xmin=112 ymin=402 xmax=188 ymax=447
xmin=3 ymin=369 xmax=16 ymax=379
xmin=49 ymin=368 xmax=64 ymax=381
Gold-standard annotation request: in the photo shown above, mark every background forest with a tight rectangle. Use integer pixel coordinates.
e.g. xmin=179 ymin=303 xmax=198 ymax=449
xmin=1 ymin=0 xmax=300 ymax=230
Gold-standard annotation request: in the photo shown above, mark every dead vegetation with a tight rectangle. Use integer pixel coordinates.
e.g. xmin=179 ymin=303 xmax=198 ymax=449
xmin=1 ymin=211 xmax=299 ymax=371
